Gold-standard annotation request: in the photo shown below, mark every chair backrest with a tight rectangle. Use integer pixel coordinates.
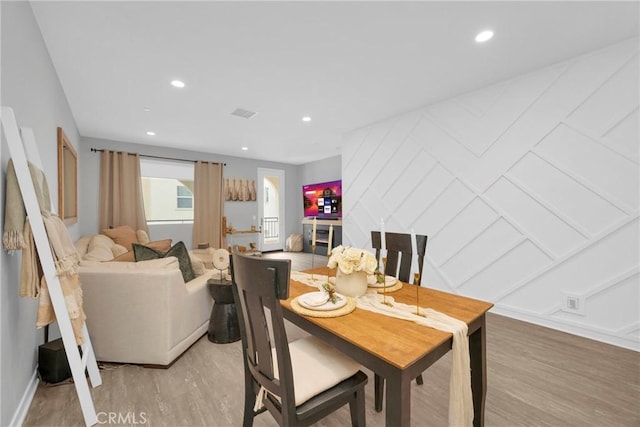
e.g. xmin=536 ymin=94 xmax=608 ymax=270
xmin=371 ymin=231 xmax=428 ymax=284
xmin=230 ymin=252 xmax=296 ymax=423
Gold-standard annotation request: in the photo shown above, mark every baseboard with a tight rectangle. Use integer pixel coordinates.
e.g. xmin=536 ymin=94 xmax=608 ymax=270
xmin=492 ymin=304 xmax=640 ymax=352
xmin=9 ymin=368 xmax=39 ymax=427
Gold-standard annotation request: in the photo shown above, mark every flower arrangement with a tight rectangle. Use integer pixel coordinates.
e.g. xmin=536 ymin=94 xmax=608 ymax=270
xmin=327 ymin=245 xmax=377 ymax=275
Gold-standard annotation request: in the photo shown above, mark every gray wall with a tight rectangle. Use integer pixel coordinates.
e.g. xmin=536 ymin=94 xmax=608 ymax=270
xmin=80 ymin=137 xmax=304 ymax=245
xmin=0 ymin=5 xmax=342 ymax=423
xmin=299 ymin=155 xmax=342 ymax=192
xmin=0 ymin=2 xmax=81 ymax=424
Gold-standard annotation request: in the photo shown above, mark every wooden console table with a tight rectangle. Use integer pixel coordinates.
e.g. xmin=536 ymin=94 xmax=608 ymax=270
xmin=301 ymin=219 xmax=342 ymax=255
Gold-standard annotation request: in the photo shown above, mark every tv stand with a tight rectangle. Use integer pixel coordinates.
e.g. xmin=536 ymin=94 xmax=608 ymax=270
xmin=301 ymin=219 xmax=342 ymax=255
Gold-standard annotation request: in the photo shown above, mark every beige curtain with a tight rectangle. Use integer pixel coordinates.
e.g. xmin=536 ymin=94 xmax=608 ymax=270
xmin=193 ymin=161 xmax=224 ymax=249
xmin=98 ymin=151 xmax=148 ymax=233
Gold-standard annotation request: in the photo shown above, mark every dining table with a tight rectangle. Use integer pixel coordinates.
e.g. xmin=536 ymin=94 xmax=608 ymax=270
xmin=281 ymin=267 xmax=494 ymax=427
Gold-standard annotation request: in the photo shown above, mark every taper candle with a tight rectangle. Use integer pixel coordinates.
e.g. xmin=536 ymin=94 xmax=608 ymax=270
xmin=312 ymin=217 xmax=317 ymax=246
xmin=410 ymin=228 xmax=418 ymax=283
xmin=327 ymin=224 xmax=333 ymax=257
xmin=379 ymin=218 xmax=386 ymax=273
xmin=380 ymin=218 xmax=386 ymax=255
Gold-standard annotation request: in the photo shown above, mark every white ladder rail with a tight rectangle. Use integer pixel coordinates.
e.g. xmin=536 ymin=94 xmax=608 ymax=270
xmin=19 ymin=126 xmax=102 ymax=388
xmin=1 ymin=107 xmax=101 ymax=426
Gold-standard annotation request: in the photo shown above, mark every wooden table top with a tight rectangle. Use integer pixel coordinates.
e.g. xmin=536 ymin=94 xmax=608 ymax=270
xmin=282 ymin=267 xmax=494 ymax=370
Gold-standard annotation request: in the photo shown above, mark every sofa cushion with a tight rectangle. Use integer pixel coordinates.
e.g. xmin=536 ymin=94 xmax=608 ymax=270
xmin=133 ymin=241 xmax=195 ymax=283
xmin=113 ymin=239 xmax=172 ymax=262
xmin=83 ymin=234 xmax=116 ymax=262
xmin=81 ymin=257 xmax=181 ymax=270
xmin=102 ymin=225 xmax=139 ymax=251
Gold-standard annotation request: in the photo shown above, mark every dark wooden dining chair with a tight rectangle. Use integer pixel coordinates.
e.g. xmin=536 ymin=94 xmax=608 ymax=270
xmin=371 ymin=231 xmax=428 ymax=285
xmin=371 ymin=230 xmax=428 ymax=412
xmin=230 ymin=252 xmax=368 ymax=427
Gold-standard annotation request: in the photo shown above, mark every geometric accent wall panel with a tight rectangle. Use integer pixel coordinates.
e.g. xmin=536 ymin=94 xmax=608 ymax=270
xmin=507 ymin=153 xmax=627 ymax=235
xmin=427 ymin=65 xmax=566 ymax=157
xmin=603 ymin=108 xmax=639 ymax=162
xmin=378 ymin=150 xmax=438 ymax=212
xmin=457 ymin=240 xmax=551 ymax=301
xmin=484 ymin=177 xmax=587 ymax=258
xmin=501 ymin=219 xmax=639 ymax=313
xmin=567 ymin=54 xmax=639 ymax=138
xmin=408 ymin=179 xmax=475 ymax=235
xmin=581 ymin=271 xmax=640 ymax=330
xmin=428 ymin=197 xmax=498 ymax=266
xmin=536 ymin=124 xmax=638 ymax=211
xmin=342 ymin=38 xmax=640 ymax=350
xmin=439 ymin=218 xmax=526 ymax=288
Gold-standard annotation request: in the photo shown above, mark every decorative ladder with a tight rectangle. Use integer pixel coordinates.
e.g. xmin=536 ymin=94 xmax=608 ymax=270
xmin=1 ymin=107 xmax=102 ymax=426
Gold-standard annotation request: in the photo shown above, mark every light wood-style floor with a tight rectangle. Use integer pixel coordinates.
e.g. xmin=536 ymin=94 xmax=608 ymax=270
xmin=24 ymin=251 xmax=639 ymax=426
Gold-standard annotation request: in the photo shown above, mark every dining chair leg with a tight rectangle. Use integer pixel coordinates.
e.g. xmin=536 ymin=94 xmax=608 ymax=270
xmin=416 ymin=373 xmax=424 ymax=385
xmin=243 ymin=377 xmax=257 ymax=427
xmin=374 ymin=373 xmax=384 ymax=412
xmin=349 ymin=387 xmax=366 ymax=427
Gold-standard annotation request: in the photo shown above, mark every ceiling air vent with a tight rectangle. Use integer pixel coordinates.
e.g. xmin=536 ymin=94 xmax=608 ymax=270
xmin=231 ymin=108 xmax=257 ymax=119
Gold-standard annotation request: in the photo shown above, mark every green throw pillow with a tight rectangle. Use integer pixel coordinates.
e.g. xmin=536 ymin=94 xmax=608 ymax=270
xmin=132 ymin=241 xmax=196 ymax=283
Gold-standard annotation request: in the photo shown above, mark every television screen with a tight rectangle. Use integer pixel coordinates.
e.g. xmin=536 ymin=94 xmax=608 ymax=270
xmin=302 ymin=180 xmax=342 ymax=219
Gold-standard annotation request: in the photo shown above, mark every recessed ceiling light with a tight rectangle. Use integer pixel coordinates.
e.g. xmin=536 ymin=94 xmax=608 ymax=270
xmin=143 ymin=107 xmax=152 ymax=112
xmin=170 ymin=80 xmax=185 ymax=88
xmin=146 ymin=131 xmax=156 ymax=136
xmin=302 ymin=116 xmax=312 ymax=122
xmin=241 ymin=146 xmax=249 ymax=151
xmin=475 ymin=30 xmax=494 ymax=43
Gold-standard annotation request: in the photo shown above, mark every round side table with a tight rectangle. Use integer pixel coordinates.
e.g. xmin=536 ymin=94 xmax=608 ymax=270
xmin=207 ymin=278 xmax=240 ymax=344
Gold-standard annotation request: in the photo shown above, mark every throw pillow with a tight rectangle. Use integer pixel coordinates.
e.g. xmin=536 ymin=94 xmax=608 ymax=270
xmin=113 ymin=239 xmax=172 ymax=262
xmin=136 ymin=229 xmax=150 ymax=244
xmin=189 ymin=252 xmax=206 ymax=276
xmin=83 ymin=234 xmax=116 ymax=262
xmin=102 ymin=225 xmax=139 ymax=251
xmin=190 ymin=247 xmax=216 ymax=269
xmin=133 ymin=241 xmax=195 ymax=283
xmin=74 ymin=235 xmax=93 ymax=257
xmin=111 ymin=244 xmax=128 ymax=258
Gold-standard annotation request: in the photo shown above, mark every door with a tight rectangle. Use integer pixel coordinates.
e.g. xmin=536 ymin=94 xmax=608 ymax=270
xmin=257 ymin=168 xmax=285 ymax=252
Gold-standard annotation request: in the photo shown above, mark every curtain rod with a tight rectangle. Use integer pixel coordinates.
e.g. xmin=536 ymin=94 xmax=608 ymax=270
xmin=90 ymin=148 xmax=226 ymax=166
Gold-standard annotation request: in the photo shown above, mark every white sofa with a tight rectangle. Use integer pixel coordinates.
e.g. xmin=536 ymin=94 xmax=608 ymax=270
xmin=76 ymin=235 xmax=215 ymax=366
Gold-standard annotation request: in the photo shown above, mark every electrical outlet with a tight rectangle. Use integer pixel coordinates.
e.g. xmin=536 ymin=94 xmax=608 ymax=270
xmin=561 ymin=293 xmax=585 ymax=315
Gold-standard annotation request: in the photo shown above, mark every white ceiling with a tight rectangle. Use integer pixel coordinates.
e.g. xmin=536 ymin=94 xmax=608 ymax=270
xmin=31 ymin=1 xmax=639 ymax=165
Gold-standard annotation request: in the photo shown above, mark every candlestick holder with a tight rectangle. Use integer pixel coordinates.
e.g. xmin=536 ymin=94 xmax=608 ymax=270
xmin=311 ymin=244 xmax=316 ymax=281
xmin=414 ymin=272 xmax=423 ymax=316
xmin=382 ymin=257 xmax=392 ymax=306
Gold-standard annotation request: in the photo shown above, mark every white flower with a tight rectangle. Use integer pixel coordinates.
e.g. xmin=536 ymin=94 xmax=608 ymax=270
xmin=327 ymin=245 xmax=377 ymax=275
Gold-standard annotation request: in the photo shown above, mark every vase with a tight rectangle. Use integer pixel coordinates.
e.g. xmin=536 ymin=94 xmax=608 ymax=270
xmin=334 ymin=270 xmax=368 ymax=297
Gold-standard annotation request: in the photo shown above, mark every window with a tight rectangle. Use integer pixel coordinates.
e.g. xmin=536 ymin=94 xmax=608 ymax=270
xmin=177 ymin=185 xmax=193 ymax=209
xmin=140 ymin=158 xmax=194 ymax=223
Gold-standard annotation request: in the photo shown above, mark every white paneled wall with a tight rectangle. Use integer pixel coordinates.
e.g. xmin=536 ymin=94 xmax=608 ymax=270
xmin=342 ymin=39 xmax=639 ymax=350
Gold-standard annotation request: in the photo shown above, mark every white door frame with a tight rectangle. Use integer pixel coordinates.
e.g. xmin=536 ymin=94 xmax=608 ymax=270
xmin=257 ymin=168 xmax=285 ymax=252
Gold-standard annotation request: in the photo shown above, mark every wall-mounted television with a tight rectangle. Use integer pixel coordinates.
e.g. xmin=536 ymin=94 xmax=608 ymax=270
xmin=302 ymin=180 xmax=342 ymax=219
